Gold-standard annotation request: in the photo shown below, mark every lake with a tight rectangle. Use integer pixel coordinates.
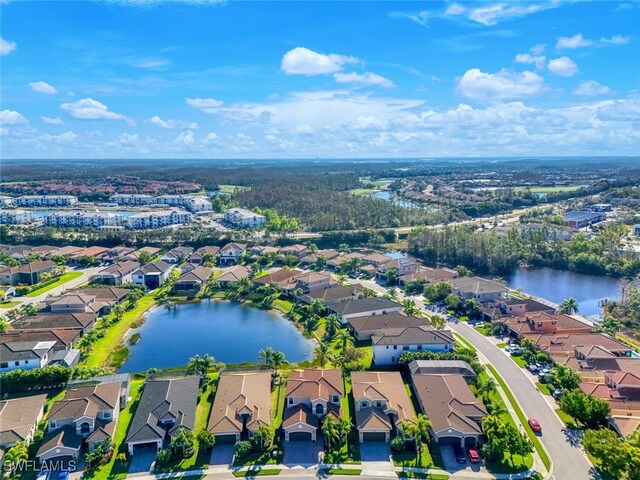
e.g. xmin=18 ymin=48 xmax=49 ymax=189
xmin=506 ymin=267 xmax=624 ymax=317
xmin=119 ymin=300 xmax=315 ymax=373
xmin=368 ymin=191 xmax=437 ymax=210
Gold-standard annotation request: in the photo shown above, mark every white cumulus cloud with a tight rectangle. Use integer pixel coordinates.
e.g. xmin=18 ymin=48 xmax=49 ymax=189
xmin=556 ymin=33 xmax=594 ymax=49
xmin=0 ymin=109 xmax=28 ymax=125
xmin=600 ymin=35 xmax=630 ymax=45
xmin=175 ymin=130 xmax=195 ymax=145
xmin=149 ymin=115 xmax=198 ymax=129
xmin=515 ymin=53 xmax=546 ymax=70
xmin=547 ymin=56 xmax=578 ymax=77
xmin=41 ymin=116 xmax=64 ymax=125
xmin=40 ymin=131 xmax=77 ymax=143
xmin=186 ymin=97 xmax=224 ymax=113
xmin=28 ymin=81 xmax=58 ymax=95
xmin=333 ymin=71 xmax=395 ymax=88
xmin=0 ymin=37 xmax=16 ymax=56
xmin=281 ymin=47 xmax=357 ymax=75
xmin=457 ymin=68 xmax=546 ymax=101
xmin=465 ymin=3 xmax=557 ymax=26
xmin=60 ymin=98 xmax=126 ymax=120
xmin=573 ymin=81 xmax=612 ymax=97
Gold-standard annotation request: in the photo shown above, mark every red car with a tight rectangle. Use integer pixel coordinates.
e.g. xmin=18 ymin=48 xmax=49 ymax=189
xmin=528 ymin=418 xmax=542 ymax=433
xmin=467 ymin=448 xmax=481 ymax=463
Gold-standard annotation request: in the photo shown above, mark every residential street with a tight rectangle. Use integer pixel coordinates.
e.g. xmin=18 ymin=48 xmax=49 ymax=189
xmin=449 ymin=321 xmax=596 ymax=480
xmin=4 ymin=266 xmax=104 ymax=314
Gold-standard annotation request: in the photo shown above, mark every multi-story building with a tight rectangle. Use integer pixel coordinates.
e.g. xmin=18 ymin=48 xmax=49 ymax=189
xmin=43 ymin=211 xmax=123 ymax=228
xmin=0 ymin=209 xmax=34 ymax=224
xmin=155 ymin=194 xmax=212 ymax=212
xmin=223 ymin=208 xmax=266 ymax=228
xmin=0 ymin=341 xmax=56 ymax=373
xmin=0 ymin=196 xmax=15 ymax=206
xmin=126 ymin=210 xmax=193 ymax=229
xmin=14 ymin=195 xmax=77 ymax=207
xmin=109 ymin=194 xmax=155 ymax=206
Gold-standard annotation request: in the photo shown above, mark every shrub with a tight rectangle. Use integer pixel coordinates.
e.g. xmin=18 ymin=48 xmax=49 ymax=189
xmin=234 ymin=441 xmax=253 ymax=459
xmin=390 ymin=436 xmax=405 ymax=453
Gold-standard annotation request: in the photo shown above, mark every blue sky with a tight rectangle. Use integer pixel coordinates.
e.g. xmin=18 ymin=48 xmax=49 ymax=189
xmin=1 ymin=0 xmax=639 ymax=158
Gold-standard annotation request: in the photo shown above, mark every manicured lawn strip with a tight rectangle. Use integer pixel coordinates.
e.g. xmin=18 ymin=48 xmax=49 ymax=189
xmin=0 ymin=301 xmax=20 ymax=308
xmin=322 ymin=468 xmax=362 ymax=475
xmin=232 ymin=468 xmax=281 ymax=477
xmin=516 ymin=185 xmax=582 ymax=193
xmin=555 ymin=408 xmax=584 ymax=429
xmin=496 ymin=342 xmax=507 ymax=348
xmin=393 ymin=451 xmax=437 ymax=469
xmin=218 ymin=184 xmax=250 ymax=193
xmin=452 ymin=333 xmax=474 ymax=350
xmin=82 ymin=294 xmax=157 ymax=369
xmin=510 ymin=355 xmax=527 ymax=368
xmin=397 ymin=473 xmax=449 ymax=479
xmin=536 ymin=382 xmax=551 ymax=396
xmin=474 ymin=325 xmax=491 ymax=336
xmin=349 ymin=188 xmax=380 ymax=196
xmin=84 ymin=380 xmax=143 ymax=480
xmin=486 ymin=364 xmax=551 ymax=471
xmin=26 ymin=271 xmax=84 ymax=297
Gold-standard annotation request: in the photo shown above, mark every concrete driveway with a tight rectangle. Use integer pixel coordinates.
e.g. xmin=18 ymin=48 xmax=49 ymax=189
xmin=440 ymin=445 xmax=485 ymax=474
xmin=210 ymin=445 xmax=235 ymax=466
xmin=283 ymin=439 xmax=323 ymax=466
xmin=127 ymin=450 xmax=156 ymax=473
xmin=359 ymin=442 xmax=391 ymax=462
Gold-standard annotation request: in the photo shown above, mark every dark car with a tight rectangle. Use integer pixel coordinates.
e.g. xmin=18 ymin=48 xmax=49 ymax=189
xmin=467 ymin=448 xmax=481 ymax=463
xmin=453 ymin=444 xmax=467 ymax=463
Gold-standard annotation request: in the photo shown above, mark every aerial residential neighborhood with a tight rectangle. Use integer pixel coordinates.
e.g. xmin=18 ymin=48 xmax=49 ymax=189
xmin=1 ymin=1 xmax=639 ymax=480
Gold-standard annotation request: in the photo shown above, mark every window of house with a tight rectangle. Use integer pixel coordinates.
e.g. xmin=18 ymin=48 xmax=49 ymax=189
xmin=403 ymin=346 xmax=409 ymax=351
xmin=376 ymin=401 xmax=382 ymax=408
xmin=104 ymin=411 xmax=112 ymax=419
xmin=49 ymin=421 xmax=56 ymax=428
xmin=14 ymin=361 xmax=19 ymax=366
xmin=393 ymin=345 xmax=398 ymax=350
xmin=417 ymin=345 xmax=423 ymax=350
xmin=0 ymin=362 xmax=7 ymax=369
xmin=333 ymin=395 xmax=339 ymax=403
xmin=288 ymin=398 xmax=294 ymax=405
xmin=362 ymin=401 xmax=368 ymax=408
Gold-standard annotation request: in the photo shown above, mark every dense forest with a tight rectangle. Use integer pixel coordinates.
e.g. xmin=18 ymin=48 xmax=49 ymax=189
xmin=408 ymin=224 xmax=640 ymax=277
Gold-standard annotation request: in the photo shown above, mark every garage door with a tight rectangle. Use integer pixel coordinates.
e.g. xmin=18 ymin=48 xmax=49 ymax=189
xmin=132 ymin=442 xmax=159 ymax=453
xmin=288 ymin=431 xmax=312 ymax=442
xmin=362 ymin=432 xmax=387 ymax=442
xmin=438 ymin=436 xmax=462 ymax=446
xmin=215 ymin=434 xmax=237 ymax=445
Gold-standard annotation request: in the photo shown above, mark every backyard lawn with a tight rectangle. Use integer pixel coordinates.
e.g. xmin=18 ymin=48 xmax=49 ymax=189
xmin=26 ymin=271 xmax=84 ymax=297
xmin=81 ymin=294 xmax=157 ymax=369
xmin=0 ymin=300 xmax=20 ymax=308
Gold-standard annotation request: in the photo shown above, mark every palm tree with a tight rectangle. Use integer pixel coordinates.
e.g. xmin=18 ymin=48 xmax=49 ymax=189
xmin=292 ymin=288 xmax=304 ymax=305
xmin=559 ymin=297 xmax=579 ymax=314
xmin=324 ymin=314 xmax=341 ymax=339
xmin=363 ymin=287 xmax=378 ymax=298
xmin=337 ymin=330 xmax=353 ymax=351
xmin=19 ymin=303 xmax=38 ymax=317
xmin=481 ymin=415 xmax=504 ymax=441
xmin=384 ymin=288 xmax=399 ymax=301
xmin=476 ymin=376 xmax=497 ymax=402
xmin=112 ymin=303 xmax=126 ymax=322
xmin=403 ymin=414 xmax=431 ymax=454
xmin=322 ymin=415 xmax=341 ymax=450
xmin=258 ymin=347 xmax=275 ymax=367
xmin=3 ymin=441 xmax=28 ymax=477
xmin=429 ymin=314 xmax=446 ymax=330
xmin=485 ymin=399 xmax=507 ymax=417
xmin=187 ymin=354 xmax=215 ymax=377
xmin=271 ymin=350 xmax=287 ymax=377
xmin=402 ymin=298 xmax=419 ymax=316
xmin=309 ymin=299 xmax=325 ymax=317
xmin=304 ymin=315 xmax=319 ymax=334
xmin=315 ymin=342 xmax=331 ymax=368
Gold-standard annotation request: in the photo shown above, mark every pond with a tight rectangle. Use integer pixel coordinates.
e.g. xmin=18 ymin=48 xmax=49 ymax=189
xmin=119 ymin=300 xmax=315 ymax=373
xmin=506 ymin=267 xmax=625 ymax=317
xmin=368 ymin=191 xmax=437 ymax=210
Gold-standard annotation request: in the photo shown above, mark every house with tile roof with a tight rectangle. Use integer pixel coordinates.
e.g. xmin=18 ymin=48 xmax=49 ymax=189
xmin=0 ymin=394 xmax=47 ymax=449
xmin=411 ymin=373 xmax=487 ymax=447
xmin=219 ymin=243 xmax=248 ymax=266
xmin=216 ymin=265 xmax=251 ymax=287
xmin=328 ymin=298 xmax=402 ymax=324
xmin=174 ymin=266 xmax=212 ymax=291
xmin=372 ymin=326 xmax=454 ymax=365
xmin=91 ymin=261 xmax=140 ymax=286
xmin=351 ymin=371 xmax=415 ymax=443
xmin=282 ymin=369 xmax=343 ymax=442
xmin=347 ymin=312 xmax=428 ymax=341
xmin=0 ymin=260 xmax=57 ymax=286
xmin=299 ymin=283 xmax=365 ymax=306
xmin=37 ymin=382 xmax=122 ymax=462
xmin=0 ymin=340 xmax=56 ymax=373
xmin=451 ymin=276 xmax=507 ymax=302
xmin=131 ymin=261 xmax=174 ymax=289
xmin=125 ymin=376 xmax=199 ymax=455
xmin=190 ymin=246 xmax=221 ymax=265
xmin=207 ymin=373 xmax=271 ymax=444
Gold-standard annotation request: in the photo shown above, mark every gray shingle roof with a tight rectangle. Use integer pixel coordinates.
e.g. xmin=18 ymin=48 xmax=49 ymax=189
xmin=329 ymin=298 xmax=402 ymax=316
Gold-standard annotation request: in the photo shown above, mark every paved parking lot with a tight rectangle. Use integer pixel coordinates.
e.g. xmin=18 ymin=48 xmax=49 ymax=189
xmin=283 ymin=439 xmax=324 ymax=466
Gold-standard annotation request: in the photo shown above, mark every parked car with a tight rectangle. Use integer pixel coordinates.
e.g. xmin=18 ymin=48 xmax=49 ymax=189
xmin=453 ymin=444 xmax=467 ymax=463
xmin=528 ymin=418 xmax=542 ymax=433
xmin=504 ymin=344 xmax=512 ymax=352
xmin=552 ymin=389 xmax=563 ymax=400
xmin=510 ymin=346 xmax=523 ymax=356
xmin=527 ymin=364 xmax=539 ymax=372
xmin=467 ymin=448 xmax=481 ymax=463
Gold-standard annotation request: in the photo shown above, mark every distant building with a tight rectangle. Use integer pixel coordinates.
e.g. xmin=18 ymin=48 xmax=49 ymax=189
xmin=109 ymin=194 xmax=154 ymax=206
xmin=0 ymin=196 xmax=14 ymax=206
xmin=126 ymin=210 xmax=192 ymax=229
xmin=0 ymin=209 xmax=34 ymax=224
xmin=587 ymin=204 xmax=612 ymax=213
xmin=44 ymin=211 xmax=123 ymax=228
xmin=14 ymin=195 xmax=77 ymax=207
xmin=633 ymin=224 xmax=640 ymax=237
xmin=223 ymin=208 xmax=266 ymax=228
xmin=563 ymin=210 xmax=605 ymax=228
xmin=155 ymin=194 xmax=212 ymax=212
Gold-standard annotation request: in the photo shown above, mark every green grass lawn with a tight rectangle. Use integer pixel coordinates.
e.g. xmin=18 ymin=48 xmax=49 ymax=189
xmin=452 ymin=333 xmax=474 ymax=350
xmin=349 ymin=188 xmax=380 ymax=196
xmin=496 ymin=342 xmax=507 ymax=348
xmin=474 ymin=325 xmax=491 ymax=336
xmin=555 ymin=408 xmax=584 ymax=429
xmin=322 ymin=468 xmax=362 ymax=475
xmin=393 ymin=450 xmax=436 ymax=469
xmin=510 ymin=355 xmax=527 ymax=368
xmin=536 ymin=382 xmax=551 ymax=396
xmin=84 ymin=380 xmax=143 ymax=480
xmin=397 ymin=473 xmax=449 ymax=479
xmin=81 ymin=294 xmax=157 ymax=369
xmin=218 ymin=184 xmax=250 ymax=193
xmin=26 ymin=271 xmax=84 ymax=297
xmin=0 ymin=300 xmax=20 ymax=308
xmin=232 ymin=469 xmax=281 ymax=477
xmin=486 ymin=365 xmax=551 ymax=471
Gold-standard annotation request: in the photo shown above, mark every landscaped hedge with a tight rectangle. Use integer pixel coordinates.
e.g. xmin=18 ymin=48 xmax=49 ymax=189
xmin=0 ymin=365 xmax=72 ymax=393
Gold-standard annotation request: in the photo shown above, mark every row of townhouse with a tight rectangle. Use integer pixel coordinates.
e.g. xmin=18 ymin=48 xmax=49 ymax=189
xmin=9 ymin=195 xmax=78 ymax=207
xmin=44 ymin=211 xmax=124 ymax=228
xmin=109 ymin=194 xmax=212 ymax=212
xmin=41 ymin=209 xmax=193 ymax=230
xmin=126 ymin=210 xmax=193 ymax=229
xmin=0 ymin=209 xmax=34 ymax=224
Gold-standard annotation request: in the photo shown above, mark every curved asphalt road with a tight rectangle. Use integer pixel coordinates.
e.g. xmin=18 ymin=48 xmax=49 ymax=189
xmin=450 ymin=321 xmax=596 ymax=480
